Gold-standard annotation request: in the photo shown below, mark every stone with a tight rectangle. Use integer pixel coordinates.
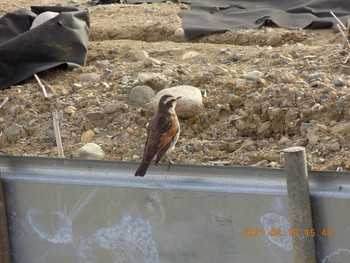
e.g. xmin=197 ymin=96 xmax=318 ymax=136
xmin=244 ymin=70 xmax=263 ymax=80
xmin=333 ymin=76 xmax=345 ymax=87
xmin=81 ymin=130 xmax=95 ymax=142
xmin=64 ymin=106 xmax=77 ymax=115
xmin=80 ymin=73 xmax=101 ymax=83
xmin=104 ymin=102 xmax=123 ymax=114
xmin=208 ymin=65 xmax=229 ymax=75
xmin=30 ymin=11 xmax=59 ymax=29
xmin=137 ymin=72 xmax=170 ymax=91
xmin=143 ymin=57 xmax=162 ymax=67
xmin=181 ymin=51 xmax=200 ymax=60
xmin=3 ymin=123 xmax=28 ymax=143
xmin=192 ymin=139 xmax=203 ymax=151
xmin=174 ymin=27 xmax=185 ymax=38
xmin=329 ymin=141 xmax=340 ymax=151
xmin=134 ymin=51 xmax=149 ymax=61
xmin=83 ymin=112 xmax=110 ymax=129
xmin=129 ymin=85 xmax=156 ymax=106
xmin=331 ymin=122 xmax=350 ymax=135
xmin=257 ymin=121 xmax=271 ymax=134
xmin=76 ymin=143 xmax=105 ymax=160
xmin=278 ymin=136 xmax=291 ymax=145
xmin=152 ymin=85 xmax=203 ymax=118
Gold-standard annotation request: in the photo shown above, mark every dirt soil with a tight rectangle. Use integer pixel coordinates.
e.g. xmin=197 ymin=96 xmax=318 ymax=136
xmin=1 ymin=0 xmax=350 ymax=171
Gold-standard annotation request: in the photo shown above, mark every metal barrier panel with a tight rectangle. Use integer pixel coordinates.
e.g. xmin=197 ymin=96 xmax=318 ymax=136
xmin=1 ymin=156 xmax=350 ymax=263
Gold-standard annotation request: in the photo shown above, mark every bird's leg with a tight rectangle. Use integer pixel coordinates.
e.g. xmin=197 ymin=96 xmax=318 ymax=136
xmin=166 ymin=154 xmax=174 ymax=171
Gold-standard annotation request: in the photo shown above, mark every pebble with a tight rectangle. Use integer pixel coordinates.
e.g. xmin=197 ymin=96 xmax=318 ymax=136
xmin=257 ymin=121 xmax=271 ymax=134
xmin=81 ymin=130 xmax=95 ymax=142
xmin=300 ymin=122 xmax=311 ymax=133
xmin=181 ymin=51 xmax=200 ymax=60
xmin=278 ymin=136 xmax=291 ymax=145
xmin=244 ymin=70 xmax=263 ymax=80
xmin=309 ymin=71 xmax=323 ymax=81
xmin=134 ymin=51 xmax=149 ymax=61
xmin=232 ymin=52 xmax=241 ymax=62
xmin=174 ymin=27 xmax=185 ymax=38
xmin=192 ymin=139 xmax=203 ymax=151
xmin=80 ymin=73 xmax=101 ymax=83
xmin=143 ymin=57 xmax=162 ymax=67
xmin=137 ymin=72 xmax=170 ymax=91
xmin=129 ymin=85 xmax=155 ymax=106
xmin=76 ymin=143 xmax=105 ymax=160
xmin=95 ymin=60 xmax=113 ymax=69
xmin=331 ymin=122 xmax=350 ymax=135
xmin=162 ymin=68 xmax=175 ymax=76
xmin=333 ymin=76 xmax=344 ymax=87
xmin=153 ymin=85 xmax=203 ymax=118
xmin=4 ymin=123 xmax=28 ymax=143
xmin=104 ymin=102 xmax=123 ymax=114
xmin=64 ymin=106 xmax=77 ymax=115
xmin=208 ymin=65 xmax=228 ymax=75
xmin=83 ymin=112 xmax=110 ymax=129
xmin=329 ymin=141 xmax=340 ymax=151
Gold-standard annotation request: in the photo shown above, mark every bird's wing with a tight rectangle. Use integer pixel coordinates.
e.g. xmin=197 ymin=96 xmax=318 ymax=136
xmin=155 ymin=116 xmax=178 ymax=164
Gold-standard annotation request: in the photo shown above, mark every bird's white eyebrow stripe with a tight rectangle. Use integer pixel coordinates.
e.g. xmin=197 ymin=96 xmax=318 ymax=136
xmin=162 ymin=96 xmax=175 ymax=105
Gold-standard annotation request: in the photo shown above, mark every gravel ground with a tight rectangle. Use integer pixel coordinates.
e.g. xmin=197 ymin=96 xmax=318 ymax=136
xmin=1 ymin=0 xmax=350 ymax=171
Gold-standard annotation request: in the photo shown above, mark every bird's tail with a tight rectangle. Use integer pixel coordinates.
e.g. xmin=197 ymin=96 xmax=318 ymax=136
xmin=135 ymin=161 xmax=151 ymax=177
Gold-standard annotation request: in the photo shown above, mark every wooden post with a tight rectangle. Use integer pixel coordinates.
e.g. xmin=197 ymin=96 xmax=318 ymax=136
xmin=284 ymin=147 xmax=316 ymax=263
xmin=0 ymin=176 xmax=11 ymax=263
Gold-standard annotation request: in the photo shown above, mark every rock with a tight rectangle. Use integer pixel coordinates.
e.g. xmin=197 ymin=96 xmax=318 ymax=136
xmin=278 ymin=136 xmax=291 ymax=145
xmin=232 ymin=52 xmax=241 ymax=62
xmin=134 ymin=51 xmax=149 ymax=61
xmin=95 ymin=60 xmax=113 ymax=69
xmin=266 ymin=34 xmax=282 ymax=46
xmin=300 ymin=122 xmax=311 ymax=134
xmin=137 ymin=72 xmax=170 ymax=91
xmin=3 ymin=123 xmax=28 ymax=143
xmin=208 ymin=65 xmax=228 ymax=75
xmin=333 ymin=76 xmax=344 ymax=87
xmin=331 ymin=122 xmax=350 ymax=135
xmin=104 ymin=102 xmax=123 ymax=114
xmin=257 ymin=121 xmax=271 ymax=134
xmin=30 ymin=11 xmax=59 ymax=29
xmin=153 ymin=85 xmax=203 ymax=119
xmin=181 ymin=51 xmax=200 ymax=60
xmin=309 ymin=72 xmax=323 ymax=81
xmin=76 ymin=143 xmax=105 ymax=160
xmin=83 ymin=112 xmax=110 ymax=129
xmin=174 ymin=27 xmax=185 ymax=38
xmin=64 ymin=106 xmax=77 ymax=115
xmin=192 ymin=139 xmax=203 ymax=151
xmin=329 ymin=141 xmax=340 ymax=151
xmin=143 ymin=57 xmax=162 ymax=67
xmin=162 ymin=68 xmax=175 ymax=76
xmin=129 ymin=85 xmax=155 ymax=106
xmin=244 ymin=70 xmax=263 ymax=80
xmin=81 ymin=130 xmax=95 ymax=142
xmin=80 ymin=73 xmax=101 ymax=83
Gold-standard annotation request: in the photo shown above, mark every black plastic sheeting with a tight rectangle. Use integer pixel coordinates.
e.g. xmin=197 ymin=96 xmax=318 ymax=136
xmin=0 ymin=6 xmax=90 ymax=90
xmin=127 ymin=0 xmax=350 ymax=39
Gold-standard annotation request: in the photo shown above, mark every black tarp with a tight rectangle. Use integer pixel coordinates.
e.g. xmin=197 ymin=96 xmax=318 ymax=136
xmin=127 ymin=0 xmax=350 ymax=39
xmin=0 ymin=6 xmax=89 ymax=90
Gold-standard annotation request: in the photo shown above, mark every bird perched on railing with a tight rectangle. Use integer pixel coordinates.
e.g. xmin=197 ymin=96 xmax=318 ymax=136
xmin=135 ymin=94 xmax=181 ymax=177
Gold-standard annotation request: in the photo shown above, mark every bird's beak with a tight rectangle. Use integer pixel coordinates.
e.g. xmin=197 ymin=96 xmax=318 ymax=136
xmin=176 ymin=96 xmax=182 ymax=100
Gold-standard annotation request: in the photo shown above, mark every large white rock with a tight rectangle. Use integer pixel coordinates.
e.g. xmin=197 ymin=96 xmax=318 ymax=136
xmin=153 ymin=85 xmax=203 ymax=119
xmin=76 ymin=143 xmax=105 ymax=160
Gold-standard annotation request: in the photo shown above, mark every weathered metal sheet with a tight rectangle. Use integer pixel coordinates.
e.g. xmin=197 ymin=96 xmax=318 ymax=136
xmin=1 ymin=156 xmax=350 ymax=263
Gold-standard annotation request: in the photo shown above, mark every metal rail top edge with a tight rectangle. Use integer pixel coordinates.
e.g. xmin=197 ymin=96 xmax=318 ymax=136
xmin=0 ymin=155 xmax=349 ymax=197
